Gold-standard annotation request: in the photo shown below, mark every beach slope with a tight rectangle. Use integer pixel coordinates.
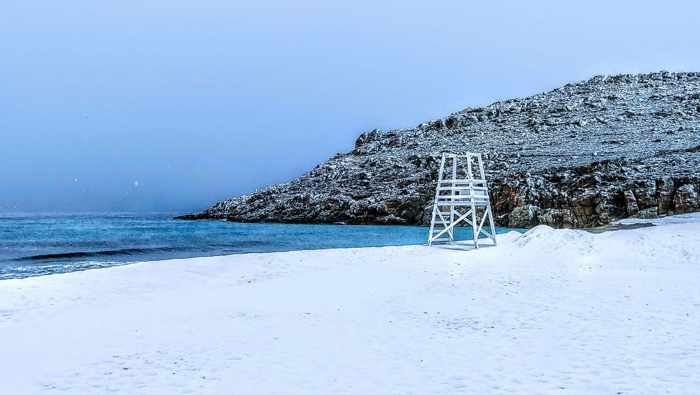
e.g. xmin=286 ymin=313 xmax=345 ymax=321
xmin=2 ymin=216 xmax=700 ymax=394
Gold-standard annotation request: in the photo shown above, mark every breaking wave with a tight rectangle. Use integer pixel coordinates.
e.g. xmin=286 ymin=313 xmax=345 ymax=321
xmin=15 ymin=247 xmax=183 ymax=261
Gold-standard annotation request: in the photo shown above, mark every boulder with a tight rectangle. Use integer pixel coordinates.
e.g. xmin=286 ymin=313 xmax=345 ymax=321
xmin=673 ymin=184 xmax=699 ymax=212
xmin=639 ymin=207 xmax=658 ymax=219
xmin=657 ymin=177 xmax=676 ymax=215
xmin=624 ymin=190 xmax=639 ymax=216
xmin=508 ymin=205 xmax=541 ymax=228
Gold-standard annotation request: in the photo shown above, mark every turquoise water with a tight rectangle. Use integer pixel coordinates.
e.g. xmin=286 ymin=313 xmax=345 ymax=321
xmin=0 ymin=213 xmax=517 ymax=280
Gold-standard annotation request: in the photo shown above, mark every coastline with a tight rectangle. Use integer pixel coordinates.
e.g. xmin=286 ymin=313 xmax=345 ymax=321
xmin=2 ymin=217 xmax=700 ymax=393
xmin=4 ymin=216 xmax=489 ymax=280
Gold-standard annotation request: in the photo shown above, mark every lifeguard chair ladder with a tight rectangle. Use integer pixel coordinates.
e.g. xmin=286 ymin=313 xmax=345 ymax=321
xmin=427 ymin=153 xmax=497 ymax=248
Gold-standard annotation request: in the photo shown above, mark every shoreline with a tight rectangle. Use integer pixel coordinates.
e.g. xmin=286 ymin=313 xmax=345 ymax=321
xmin=0 ymin=217 xmax=470 ymax=281
xmin=2 ymin=217 xmax=700 ymax=393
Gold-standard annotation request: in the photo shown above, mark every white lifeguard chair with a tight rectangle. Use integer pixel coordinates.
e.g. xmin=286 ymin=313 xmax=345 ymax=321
xmin=427 ymin=153 xmax=497 ymax=248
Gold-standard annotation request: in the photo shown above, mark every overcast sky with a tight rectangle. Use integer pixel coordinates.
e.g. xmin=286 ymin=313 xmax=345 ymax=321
xmin=1 ymin=0 xmax=699 ymax=213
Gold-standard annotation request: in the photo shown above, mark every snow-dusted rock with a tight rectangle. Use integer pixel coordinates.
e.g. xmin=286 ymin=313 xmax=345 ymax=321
xmin=180 ymin=72 xmax=700 ymax=228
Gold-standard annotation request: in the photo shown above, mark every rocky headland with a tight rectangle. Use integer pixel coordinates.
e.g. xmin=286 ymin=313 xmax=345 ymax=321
xmin=179 ymin=72 xmax=700 ymax=228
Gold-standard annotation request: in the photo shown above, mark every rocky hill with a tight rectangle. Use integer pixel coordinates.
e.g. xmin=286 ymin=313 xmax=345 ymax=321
xmin=179 ymin=72 xmax=700 ymax=228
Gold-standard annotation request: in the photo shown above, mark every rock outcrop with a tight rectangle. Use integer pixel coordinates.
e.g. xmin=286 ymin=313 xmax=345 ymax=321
xmin=179 ymin=72 xmax=700 ymax=228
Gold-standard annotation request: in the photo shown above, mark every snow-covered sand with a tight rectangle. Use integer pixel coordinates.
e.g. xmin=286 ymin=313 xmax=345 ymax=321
xmin=2 ymin=217 xmax=700 ymax=394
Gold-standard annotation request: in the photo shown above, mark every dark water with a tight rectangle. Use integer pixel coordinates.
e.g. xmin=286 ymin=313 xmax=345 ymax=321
xmin=0 ymin=213 xmax=517 ymax=280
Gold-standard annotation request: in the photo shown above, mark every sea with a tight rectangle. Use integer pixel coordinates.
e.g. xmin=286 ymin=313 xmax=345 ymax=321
xmin=0 ymin=213 xmax=518 ymax=280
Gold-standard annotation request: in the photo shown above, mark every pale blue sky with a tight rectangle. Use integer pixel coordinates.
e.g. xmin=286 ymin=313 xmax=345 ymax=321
xmin=1 ymin=0 xmax=699 ymax=212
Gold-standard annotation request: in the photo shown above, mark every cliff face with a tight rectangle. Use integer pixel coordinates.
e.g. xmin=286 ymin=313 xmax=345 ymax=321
xmin=181 ymin=72 xmax=700 ymax=228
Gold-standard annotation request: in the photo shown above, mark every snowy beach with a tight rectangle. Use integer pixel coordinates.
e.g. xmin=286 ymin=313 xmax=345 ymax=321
xmin=2 ymin=216 xmax=700 ymax=394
